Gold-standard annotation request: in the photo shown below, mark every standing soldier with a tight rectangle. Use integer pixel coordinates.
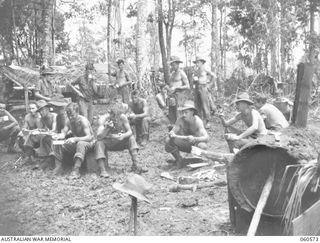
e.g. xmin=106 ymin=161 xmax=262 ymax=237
xmin=69 ymin=63 xmax=97 ymax=124
xmin=111 ymin=59 xmax=132 ymax=104
xmin=0 ymin=103 xmax=20 ymax=153
xmin=192 ymin=56 xmax=215 ymax=128
xmin=166 ymin=56 xmax=190 ymax=124
xmin=34 ymin=65 xmax=63 ymax=101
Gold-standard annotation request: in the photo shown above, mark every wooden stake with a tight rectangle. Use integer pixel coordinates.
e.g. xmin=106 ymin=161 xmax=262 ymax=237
xmin=24 ymin=84 xmax=29 ymax=113
xmin=132 ymin=196 xmax=138 ymax=236
xmin=247 ymin=166 xmax=275 ymax=236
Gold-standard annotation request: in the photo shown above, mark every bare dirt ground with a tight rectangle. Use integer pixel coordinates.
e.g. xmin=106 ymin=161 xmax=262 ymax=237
xmin=0 ymin=104 xmax=243 ymax=236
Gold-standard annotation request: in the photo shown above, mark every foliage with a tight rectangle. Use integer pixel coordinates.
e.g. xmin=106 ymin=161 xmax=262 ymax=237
xmin=0 ymin=0 xmax=69 ymax=65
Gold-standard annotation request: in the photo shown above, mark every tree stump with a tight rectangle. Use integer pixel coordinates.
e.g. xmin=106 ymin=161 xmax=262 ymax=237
xmin=292 ymin=63 xmax=314 ymax=127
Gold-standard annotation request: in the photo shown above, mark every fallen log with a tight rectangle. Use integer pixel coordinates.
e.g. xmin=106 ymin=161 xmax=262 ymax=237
xmin=228 ymin=127 xmax=320 ymax=235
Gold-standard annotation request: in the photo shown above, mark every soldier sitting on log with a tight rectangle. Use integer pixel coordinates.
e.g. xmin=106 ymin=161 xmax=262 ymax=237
xmin=32 ymin=99 xmax=61 ymax=169
xmin=17 ymin=102 xmax=43 ymax=164
xmin=94 ymin=101 xmax=148 ymax=177
xmin=219 ymin=93 xmax=267 ymax=153
xmin=128 ymin=90 xmax=151 ymax=147
xmin=53 ymin=102 xmax=95 ymax=179
xmin=0 ymin=103 xmax=20 ymax=153
xmin=254 ymin=94 xmax=289 ymax=130
xmin=165 ymin=100 xmax=209 ymax=169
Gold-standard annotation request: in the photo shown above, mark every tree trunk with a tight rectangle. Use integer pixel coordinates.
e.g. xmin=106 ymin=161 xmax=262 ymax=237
xmin=292 ymin=63 xmax=314 ymax=127
xmin=222 ymin=4 xmax=227 ymax=80
xmin=1 ymin=37 xmax=9 ymax=66
xmin=107 ymin=0 xmax=112 ymax=85
xmin=308 ymin=0 xmax=316 ymax=64
xmin=269 ymin=0 xmax=280 ymax=81
xmin=34 ymin=5 xmax=39 ymax=65
xmin=279 ymin=0 xmax=286 ymax=84
xmin=152 ymin=0 xmax=160 ymax=70
xmin=136 ymin=0 xmax=148 ymax=90
xmin=40 ymin=0 xmax=53 ymax=66
xmin=211 ymin=0 xmax=221 ymax=92
xmin=158 ymin=0 xmax=170 ymax=84
xmin=51 ymin=0 xmax=56 ymax=65
xmin=11 ymin=0 xmax=20 ymax=64
xmin=219 ymin=6 xmax=223 ymax=80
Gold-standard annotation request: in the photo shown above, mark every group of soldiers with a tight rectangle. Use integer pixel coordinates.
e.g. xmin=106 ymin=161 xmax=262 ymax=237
xmin=0 ymin=55 xmax=291 ymax=178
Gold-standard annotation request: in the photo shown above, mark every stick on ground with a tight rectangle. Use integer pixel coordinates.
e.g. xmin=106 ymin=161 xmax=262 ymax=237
xmin=247 ymin=165 xmax=275 ymax=236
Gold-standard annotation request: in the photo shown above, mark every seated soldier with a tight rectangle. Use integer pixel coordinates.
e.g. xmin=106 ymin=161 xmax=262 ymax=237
xmin=36 ymin=100 xmax=57 ymax=162
xmin=128 ymin=90 xmax=151 ymax=146
xmin=17 ymin=103 xmax=43 ymax=164
xmin=219 ymin=93 xmax=267 ymax=153
xmin=95 ymin=101 xmax=147 ymax=177
xmin=53 ymin=103 xmax=95 ymax=179
xmin=48 ymin=98 xmax=70 ymax=133
xmin=0 ymin=103 xmax=20 ymax=153
xmin=164 ymin=100 xmax=209 ymax=169
xmin=254 ymin=94 xmax=289 ymax=130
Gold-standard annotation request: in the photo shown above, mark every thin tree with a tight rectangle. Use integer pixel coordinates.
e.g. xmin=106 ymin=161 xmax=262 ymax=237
xmin=157 ymin=0 xmax=170 ymax=84
xmin=136 ymin=0 xmax=148 ymax=89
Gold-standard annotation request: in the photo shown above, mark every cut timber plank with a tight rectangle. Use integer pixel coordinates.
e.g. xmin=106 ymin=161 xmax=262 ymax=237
xmin=247 ymin=166 xmax=275 ymax=236
xmin=187 ymin=163 xmax=209 ymax=168
xmin=293 ymin=199 xmax=320 ymax=236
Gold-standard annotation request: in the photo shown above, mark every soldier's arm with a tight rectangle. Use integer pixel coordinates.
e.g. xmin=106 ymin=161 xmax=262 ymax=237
xmin=96 ymin=114 xmax=108 ymax=140
xmin=222 ymin=113 xmax=241 ymax=127
xmin=3 ymin=110 xmax=19 ymax=130
xmin=238 ymin=110 xmax=259 ymax=139
xmin=55 ymin=121 xmax=70 ymax=140
xmin=177 ymin=70 xmax=190 ymax=90
xmin=22 ymin=115 xmax=29 ymax=130
xmin=34 ymin=80 xmax=51 ymax=101
xmin=169 ymin=119 xmax=183 ymax=137
xmin=120 ymin=72 xmax=132 ymax=87
xmin=135 ymin=100 xmax=149 ymax=119
xmin=120 ymin=114 xmax=133 ymax=139
xmin=194 ymin=118 xmax=209 ymax=143
xmin=50 ymin=113 xmax=57 ymax=132
xmin=206 ymin=68 xmax=216 ymax=89
xmin=92 ymin=79 xmax=98 ymax=94
xmin=73 ymin=118 xmax=93 ymax=142
xmin=34 ymin=90 xmax=50 ymax=101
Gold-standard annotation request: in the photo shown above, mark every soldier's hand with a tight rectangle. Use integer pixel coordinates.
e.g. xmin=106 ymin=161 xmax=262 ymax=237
xmin=117 ymin=133 xmax=125 ymax=141
xmin=169 ymin=130 xmax=176 ymax=138
xmin=187 ymin=135 xmax=196 ymax=144
xmin=128 ymin=113 xmax=136 ymax=120
xmin=66 ymin=137 xmax=78 ymax=144
xmin=225 ymin=133 xmax=239 ymax=141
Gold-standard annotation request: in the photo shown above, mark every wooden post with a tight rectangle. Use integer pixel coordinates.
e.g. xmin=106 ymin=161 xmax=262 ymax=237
xmin=292 ymin=63 xmax=314 ymax=127
xmin=247 ymin=166 xmax=275 ymax=236
xmin=24 ymin=84 xmax=29 ymax=113
xmin=132 ymin=196 xmax=138 ymax=236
